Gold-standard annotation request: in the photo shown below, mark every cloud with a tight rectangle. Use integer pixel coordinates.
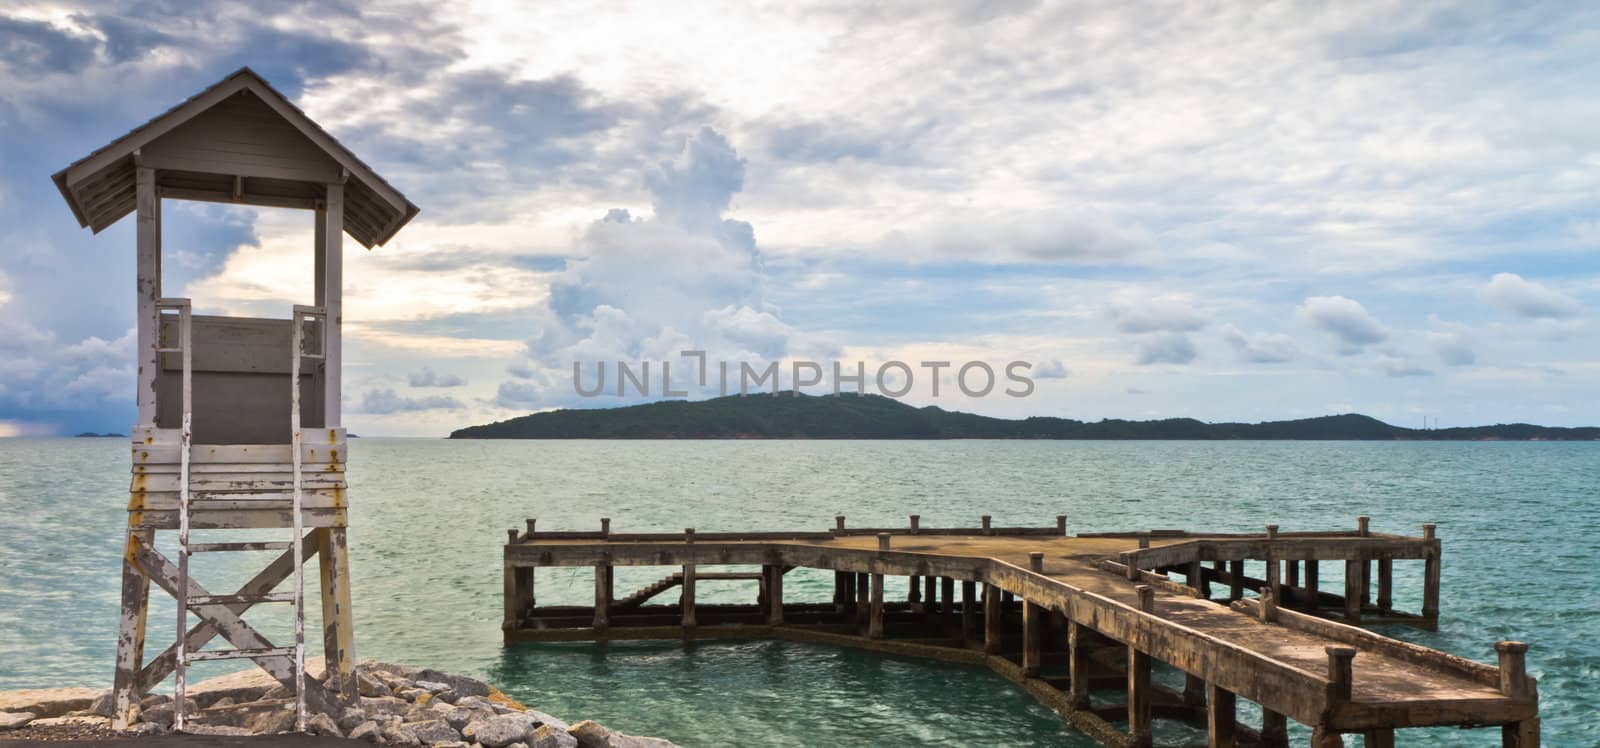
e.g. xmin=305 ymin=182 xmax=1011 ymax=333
xmin=407 ymin=367 xmax=466 ymax=388
xmin=1378 ymin=355 xmax=1433 ymax=378
xmin=1220 ymin=324 xmax=1298 ymax=364
xmin=1431 ymin=333 xmax=1476 ymax=367
xmin=353 ymin=388 xmax=464 ymax=414
xmin=1033 ymin=359 xmax=1068 ymax=378
xmin=1108 ymin=295 xmax=1207 ymax=334
xmin=1481 ymin=273 xmax=1582 ymax=320
xmin=1298 ymin=296 xmax=1389 ymax=354
xmin=1135 ymin=333 xmax=1197 ymax=365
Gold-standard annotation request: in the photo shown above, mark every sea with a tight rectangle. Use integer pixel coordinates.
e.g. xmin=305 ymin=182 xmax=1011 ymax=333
xmin=0 ymin=438 xmax=1594 ymax=746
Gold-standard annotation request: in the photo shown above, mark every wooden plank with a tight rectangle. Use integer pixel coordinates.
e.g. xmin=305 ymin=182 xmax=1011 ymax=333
xmin=317 ymin=527 xmax=357 ymax=704
xmin=321 ymin=184 xmax=343 ymax=427
xmin=135 ymin=167 xmax=159 ymax=424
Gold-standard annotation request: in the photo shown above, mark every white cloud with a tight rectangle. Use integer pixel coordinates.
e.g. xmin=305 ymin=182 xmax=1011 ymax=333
xmin=1481 ymin=273 xmax=1582 ymax=320
xmin=408 ymin=367 xmax=466 ymax=387
xmin=1108 ymin=294 xmax=1208 ymax=334
xmin=353 ymin=388 xmax=465 ymax=414
xmin=1220 ymin=324 xmax=1298 ymax=364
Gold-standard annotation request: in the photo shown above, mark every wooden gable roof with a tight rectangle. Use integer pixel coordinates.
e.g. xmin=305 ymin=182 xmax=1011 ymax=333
xmin=52 ymin=67 xmax=419 ymax=248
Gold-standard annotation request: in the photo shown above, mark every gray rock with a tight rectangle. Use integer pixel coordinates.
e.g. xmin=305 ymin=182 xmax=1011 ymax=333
xmin=261 ymin=684 xmax=292 ymax=701
xmin=307 ymin=711 xmax=343 ymax=737
xmin=362 ymin=696 xmax=412 ymax=717
xmin=209 ymin=697 xmax=237 ymax=709
xmin=529 ymin=724 xmax=578 ymax=748
xmin=0 ymin=712 xmax=38 ymax=730
xmin=567 ymin=720 xmax=609 ymax=748
xmin=89 ymin=690 xmax=115 ymax=717
xmin=140 ymin=694 xmax=171 ymax=709
xmin=125 ymin=721 xmax=165 ymax=735
xmin=359 ymin=671 xmax=394 ymax=698
xmin=334 ymin=705 xmax=368 ymax=731
xmin=454 ymin=696 xmax=494 ymax=711
xmin=381 ymin=722 xmax=423 ymax=747
xmin=607 ymin=734 xmax=679 ymax=748
xmin=507 ymin=743 xmax=529 ymax=748
xmin=185 ymin=724 xmax=254 ymax=736
xmin=348 ymin=720 xmax=383 ymax=743
xmin=414 ymin=680 xmax=451 ymax=693
xmin=409 ymin=718 xmax=462 ymax=744
xmin=468 ymin=713 xmax=538 ymax=748
xmin=526 ymin=710 xmax=568 ymax=731
xmin=247 ymin=707 xmax=296 ymax=734
xmin=415 ymin=670 xmax=491 ymax=700
xmin=438 ymin=704 xmax=475 ymax=730
xmin=398 ymin=687 xmax=429 ymax=702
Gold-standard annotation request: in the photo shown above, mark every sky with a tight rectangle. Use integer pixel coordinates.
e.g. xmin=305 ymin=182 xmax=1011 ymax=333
xmin=1 ymin=1 xmax=1597 ymax=437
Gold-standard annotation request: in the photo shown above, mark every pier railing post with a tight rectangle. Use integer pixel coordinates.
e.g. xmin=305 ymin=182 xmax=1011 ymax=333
xmin=1344 ymin=557 xmax=1363 ymax=623
xmin=682 ymin=529 xmax=697 ymax=629
xmin=1262 ymin=526 xmax=1280 ymax=623
xmin=909 ymin=514 xmax=920 ymax=534
xmin=981 ymin=515 xmax=992 ymax=535
xmin=1121 ymin=551 xmax=1140 ymax=581
xmin=601 ymin=517 xmax=611 ymax=537
xmin=1497 ymin=641 xmax=1539 ymax=747
xmin=1138 ymin=531 xmax=1151 ymax=550
xmin=526 ymin=518 xmax=537 ymax=538
xmin=1056 ymin=515 xmax=1067 ymax=535
xmin=506 ymin=528 xmax=519 ymax=544
xmin=1327 ymin=645 xmax=1356 ymax=702
xmin=835 ymin=515 xmax=845 ymax=534
xmin=1128 ymin=585 xmax=1154 ymax=748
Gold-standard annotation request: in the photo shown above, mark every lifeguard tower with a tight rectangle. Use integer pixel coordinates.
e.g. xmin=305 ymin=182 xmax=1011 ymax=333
xmin=52 ymin=68 xmax=418 ymax=730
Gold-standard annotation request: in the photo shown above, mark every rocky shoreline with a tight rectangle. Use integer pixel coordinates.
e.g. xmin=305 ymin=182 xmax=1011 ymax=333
xmin=0 ymin=660 xmax=678 ymax=748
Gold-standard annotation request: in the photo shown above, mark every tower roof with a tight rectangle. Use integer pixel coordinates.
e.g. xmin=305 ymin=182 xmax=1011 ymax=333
xmin=52 ymin=67 xmax=418 ymax=248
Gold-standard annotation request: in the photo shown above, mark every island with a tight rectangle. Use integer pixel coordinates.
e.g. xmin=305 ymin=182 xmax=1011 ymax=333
xmin=449 ymin=393 xmax=1599 ymax=440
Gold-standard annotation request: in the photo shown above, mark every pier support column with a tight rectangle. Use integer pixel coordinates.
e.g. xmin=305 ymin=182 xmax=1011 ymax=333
xmin=961 ymin=580 xmax=978 ymax=642
xmin=317 ymin=527 xmax=358 ymax=704
xmin=1303 ymin=560 xmax=1320 ymax=612
xmin=1206 ymin=683 xmax=1235 ymax=748
xmin=1022 ymin=554 xmax=1044 ymax=677
xmin=1363 ymin=728 xmax=1395 ymax=748
xmin=868 ymin=572 xmax=885 ymax=639
xmin=1261 ymin=709 xmax=1288 ymax=747
xmin=1067 ymin=620 xmax=1090 ymax=709
xmin=1377 ymin=559 xmax=1393 ymax=611
xmin=681 ymin=564 xmax=697 ymax=629
xmin=855 ymin=572 xmax=870 ymax=630
xmin=593 ymin=561 xmax=613 ymax=630
xmin=1310 ymin=726 xmax=1344 ymax=747
xmin=112 ymin=529 xmax=154 ymax=728
xmin=940 ymin=577 xmax=956 ymax=632
xmin=983 ymin=583 xmax=1003 ymax=654
xmin=1343 ymin=559 xmax=1363 ymax=623
xmin=1189 ymin=559 xmax=1210 ymax=598
xmin=1502 ymin=720 xmax=1540 ymax=748
xmin=1422 ymin=524 xmax=1440 ymax=624
xmin=765 ymin=564 xmax=784 ymax=625
xmin=1496 ymin=641 xmax=1539 ymax=746
xmin=908 ymin=575 xmax=921 ymax=610
xmin=1127 ymin=586 xmax=1154 ymax=748
xmin=924 ymin=575 xmax=937 ymax=617
xmin=1184 ymin=673 xmax=1207 ymax=710
xmin=833 ymin=571 xmax=849 ymax=613
xmin=1228 ymin=560 xmax=1244 ymax=601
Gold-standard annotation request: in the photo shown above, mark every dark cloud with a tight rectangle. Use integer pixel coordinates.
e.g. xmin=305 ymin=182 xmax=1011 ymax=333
xmin=1135 ymin=333 xmax=1197 ymax=365
xmin=1220 ymin=324 xmax=1298 ymax=364
xmin=0 ymin=16 xmax=97 ymax=75
xmin=407 ymin=367 xmax=465 ymax=388
xmin=354 ymin=387 xmax=463 ymax=414
xmin=1481 ymin=273 xmax=1582 ymax=320
xmin=1298 ymin=296 xmax=1389 ymax=355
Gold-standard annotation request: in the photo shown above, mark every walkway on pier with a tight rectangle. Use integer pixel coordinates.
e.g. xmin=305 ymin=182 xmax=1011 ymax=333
xmin=503 ymin=520 xmax=1538 ymax=747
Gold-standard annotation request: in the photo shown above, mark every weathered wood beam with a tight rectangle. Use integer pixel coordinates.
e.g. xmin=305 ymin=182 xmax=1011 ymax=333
xmin=983 ymin=582 xmax=1003 ymax=654
xmin=593 ymin=562 xmax=612 ymax=630
xmin=317 ymin=527 xmax=357 ymax=704
xmin=1422 ymin=524 xmax=1440 ymax=622
xmin=766 ymin=563 xmax=784 ymax=625
xmin=961 ymin=580 xmax=978 ymax=643
xmin=135 ymin=166 xmax=159 ymax=424
xmin=1067 ymin=620 xmax=1092 ymax=709
xmin=112 ymin=530 xmax=154 ymax=728
xmin=1127 ymin=585 xmax=1154 ymax=748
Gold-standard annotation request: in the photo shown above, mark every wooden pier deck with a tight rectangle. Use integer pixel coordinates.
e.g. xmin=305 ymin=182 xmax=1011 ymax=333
xmin=503 ymin=518 xmax=1538 ymax=747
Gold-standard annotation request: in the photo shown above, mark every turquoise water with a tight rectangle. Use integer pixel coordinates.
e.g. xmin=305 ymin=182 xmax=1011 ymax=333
xmin=0 ymin=439 xmax=1595 ymax=746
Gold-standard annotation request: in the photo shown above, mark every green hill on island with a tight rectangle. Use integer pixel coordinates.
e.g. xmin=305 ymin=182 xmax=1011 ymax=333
xmin=448 ymin=393 xmax=1599 ymax=440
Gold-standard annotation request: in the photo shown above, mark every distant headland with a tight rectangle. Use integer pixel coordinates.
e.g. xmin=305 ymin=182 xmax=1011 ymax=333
xmin=449 ymin=393 xmax=1598 ymax=440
